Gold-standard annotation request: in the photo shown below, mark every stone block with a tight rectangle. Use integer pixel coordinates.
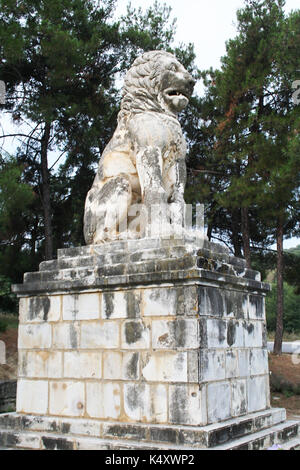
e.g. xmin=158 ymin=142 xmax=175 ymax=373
xmin=17 ymin=379 xmax=48 ymax=414
xmin=123 ymin=383 xmax=167 ymax=423
xmin=243 ymin=321 xmax=263 ymax=348
xmin=225 ymin=350 xmax=239 ymax=378
xmin=142 ymin=287 xmax=177 ymax=316
xmin=205 ymin=319 xmax=227 ymax=348
xmin=49 ymin=381 xmax=85 ymax=417
xmin=121 ymin=320 xmax=150 ymax=349
xmin=103 ymin=351 xmax=139 ymax=380
xmin=86 ymin=383 xmax=121 ymax=420
xmin=231 ymin=379 xmax=247 ymax=417
xmin=169 ymin=384 xmax=207 ymax=426
xmin=207 ymin=382 xmax=231 ymax=424
xmin=187 ymin=351 xmax=199 ymax=382
xmin=141 ymin=351 xmax=187 ymax=383
xmin=102 ymin=290 xmax=141 ymax=319
xmin=249 ymin=349 xmax=268 ymax=376
xmin=199 ymin=350 xmax=225 ymax=382
xmin=238 ymin=349 xmax=250 ymax=377
xmin=80 ymin=321 xmax=119 ymax=349
xmin=52 ymin=322 xmax=80 ymax=350
xmin=152 ymin=319 xmax=199 ymax=349
xmin=225 ymin=291 xmax=248 ymax=319
xmin=227 ymin=320 xmax=245 ymax=348
xmin=19 ymin=351 xmax=62 ymax=379
xmin=18 ymin=324 xmax=52 ymax=349
xmin=198 ymin=286 xmax=226 ymax=317
xmin=62 ymin=293 xmax=100 ymax=320
xmin=20 ymin=295 xmax=61 ymax=323
xmin=176 ymin=286 xmax=198 ymax=316
xmin=249 ymin=295 xmax=265 ymax=320
xmin=64 ymin=352 xmax=102 ymax=379
xmin=247 ymin=376 xmax=269 ymax=413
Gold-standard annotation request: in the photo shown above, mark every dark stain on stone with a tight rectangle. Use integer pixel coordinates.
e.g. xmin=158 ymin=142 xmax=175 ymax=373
xmin=199 ymin=318 xmax=207 ymax=348
xmin=5 ymin=432 xmax=20 ymax=447
xmin=61 ymin=422 xmax=71 ymax=434
xmin=125 ymin=321 xmax=143 ymax=345
xmin=197 ymin=287 xmax=206 ymax=314
xmin=127 ymin=291 xmax=140 ymax=319
xmin=69 ymin=324 xmax=78 ymax=349
xmin=50 ymin=421 xmax=58 ymax=432
xmin=231 ymin=420 xmax=252 ymax=439
xmin=149 ymin=427 xmax=177 ymax=443
xmin=227 ymin=320 xmax=236 ymax=347
xmin=244 ymin=322 xmax=254 ymax=334
xmin=208 ymin=427 xmax=232 ymax=447
xmin=126 ymin=353 xmax=139 ymax=379
xmin=104 ymin=424 xmax=146 ymax=440
xmin=103 ymin=293 xmax=114 ymax=319
xmin=218 ymin=320 xmax=227 ymax=345
xmin=29 ymin=296 xmax=50 ymax=321
xmin=174 ymin=320 xmax=186 ymax=348
xmin=249 ymin=295 xmax=263 ymax=318
xmin=126 ymin=384 xmax=143 ymax=411
xmin=170 ymin=386 xmax=187 ymax=424
xmin=42 ymin=436 xmax=74 ymax=450
xmin=207 ymin=287 xmax=224 ymax=316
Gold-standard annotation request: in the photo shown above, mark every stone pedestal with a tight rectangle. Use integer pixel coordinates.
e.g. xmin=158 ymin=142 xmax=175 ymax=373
xmin=0 ymin=237 xmax=299 ymax=450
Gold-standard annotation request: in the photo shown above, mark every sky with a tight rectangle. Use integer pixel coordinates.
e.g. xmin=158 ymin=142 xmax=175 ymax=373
xmin=1 ymin=0 xmax=299 ymax=249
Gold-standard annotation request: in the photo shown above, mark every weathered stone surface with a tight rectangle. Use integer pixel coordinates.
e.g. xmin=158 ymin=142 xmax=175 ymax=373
xmin=80 ymin=321 xmax=119 ymax=349
xmin=18 ymin=324 xmax=52 ymax=349
xmin=62 ymin=293 xmax=100 ymax=320
xmin=52 ymin=322 xmax=80 ymax=350
xmin=86 ymin=382 xmax=121 ymax=420
xmin=83 ymin=51 xmax=195 ymax=244
xmin=19 ymin=295 xmax=61 ymax=323
xmin=19 ymin=351 xmax=63 ymax=379
xmin=11 ymin=237 xmax=278 ymax=439
xmin=17 ymin=379 xmax=48 ymax=414
xmin=124 ymin=383 xmax=167 ymax=423
xmin=49 ymin=381 xmax=85 ymax=417
xmin=142 ymin=351 xmax=188 ymax=383
xmin=0 ymin=380 xmax=16 ymax=412
xmin=0 ymin=408 xmax=298 ymax=450
xmin=207 ymin=382 xmax=231 ymax=424
xmin=64 ymin=352 xmax=102 ymax=379
xmin=169 ymin=384 xmax=207 ymax=426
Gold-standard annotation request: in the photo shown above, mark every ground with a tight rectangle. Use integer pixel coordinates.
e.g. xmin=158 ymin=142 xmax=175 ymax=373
xmin=1 ymin=325 xmax=300 ymax=420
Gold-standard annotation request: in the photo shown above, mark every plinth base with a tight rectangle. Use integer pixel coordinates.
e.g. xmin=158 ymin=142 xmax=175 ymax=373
xmin=0 ymin=409 xmax=299 ymax=450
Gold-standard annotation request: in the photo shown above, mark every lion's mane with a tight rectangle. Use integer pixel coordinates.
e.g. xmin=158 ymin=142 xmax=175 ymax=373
xmin=117 ymin=50 xmax=176 ymax=124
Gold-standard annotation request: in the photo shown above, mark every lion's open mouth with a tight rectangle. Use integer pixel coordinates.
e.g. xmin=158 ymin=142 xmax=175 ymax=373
xmin=167 ymin=89 xmax=189 ymax=98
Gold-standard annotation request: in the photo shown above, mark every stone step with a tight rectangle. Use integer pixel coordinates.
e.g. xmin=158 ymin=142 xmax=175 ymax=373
xmin=0 ymin=419 xmax=299 ymax=450
xmin=214 ymin=420 xmax=300 ymax=450
xmin=0 ymin=409 xmax=289 ymax=449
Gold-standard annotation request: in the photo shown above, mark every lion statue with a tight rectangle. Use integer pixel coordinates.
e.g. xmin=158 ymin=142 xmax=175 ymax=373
xmin=83 ymin=50 xmax=195 ymax=244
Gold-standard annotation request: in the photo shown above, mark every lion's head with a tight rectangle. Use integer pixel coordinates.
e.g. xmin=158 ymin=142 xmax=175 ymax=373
xmin=119 ymin=51 xmax=195 ymax=121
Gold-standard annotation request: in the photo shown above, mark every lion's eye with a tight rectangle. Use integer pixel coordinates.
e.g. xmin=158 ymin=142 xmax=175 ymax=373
xmin=169 ymin=63 xmax=177 ymax=72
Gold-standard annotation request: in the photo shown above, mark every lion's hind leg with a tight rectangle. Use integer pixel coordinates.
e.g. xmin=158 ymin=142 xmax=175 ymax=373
xmin=84 ymin=175 xmax=132 ymax=244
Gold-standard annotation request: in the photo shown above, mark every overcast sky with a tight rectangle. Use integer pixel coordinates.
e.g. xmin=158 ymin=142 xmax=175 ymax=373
xmin=116 ymin=0 xmax=300 ymax=71
xmin=1 ymin=0 xmax=299 ymax=248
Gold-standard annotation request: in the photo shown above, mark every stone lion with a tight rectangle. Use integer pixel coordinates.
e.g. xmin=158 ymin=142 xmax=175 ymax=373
xmin=84 ymin=50 xmax=195 ymax=244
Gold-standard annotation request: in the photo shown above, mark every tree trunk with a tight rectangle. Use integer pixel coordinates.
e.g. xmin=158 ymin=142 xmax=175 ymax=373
xmin=40 ymin=122 xmax=53 ymax=260
xmin=273 ymin=217 xmax=284 ymax=355
xmin=232 ymin=209 xmax=242 ymax=257
xmin=241 ymin=207 xmax=251 ymax=268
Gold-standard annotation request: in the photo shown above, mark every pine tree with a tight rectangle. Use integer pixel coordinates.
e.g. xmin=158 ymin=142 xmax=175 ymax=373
xmin=193 ymin=0 xmax=300 ymax=353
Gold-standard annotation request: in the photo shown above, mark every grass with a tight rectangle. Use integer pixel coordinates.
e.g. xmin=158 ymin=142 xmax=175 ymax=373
xmin=267 ymin=331 xmax=300 ymax=342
